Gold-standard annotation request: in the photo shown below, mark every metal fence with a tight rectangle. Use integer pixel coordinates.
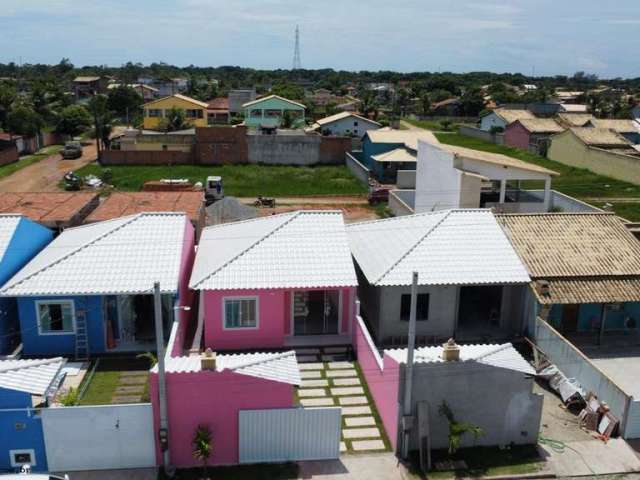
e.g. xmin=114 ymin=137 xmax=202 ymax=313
xmin=238 ymin=407 xmax=341 ymax=463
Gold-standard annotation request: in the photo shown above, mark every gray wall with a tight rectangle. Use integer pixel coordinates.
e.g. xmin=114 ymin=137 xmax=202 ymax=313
xmin=460 ymin=125 xmax=504 ymax=144
xmin=346 ymin=152 xmax=370 ymax=185
xmin=400 ymin=362 xmax=543 ymax=450
xmin=247 ymin=134 xmax=346 ymax=165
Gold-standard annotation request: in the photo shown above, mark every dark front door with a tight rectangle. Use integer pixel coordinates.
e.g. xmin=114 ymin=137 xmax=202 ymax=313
xmin=562 ymin=304 xmax=580 ymax=333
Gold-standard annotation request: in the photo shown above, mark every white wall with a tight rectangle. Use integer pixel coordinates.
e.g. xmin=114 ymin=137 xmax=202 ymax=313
xmin=480 ymin=112 xmax=507 ymax=132
xmin=320 ymin=116 xmax=380 ymax=138
xmin=415 ymin=140 xmax=462 ymax=213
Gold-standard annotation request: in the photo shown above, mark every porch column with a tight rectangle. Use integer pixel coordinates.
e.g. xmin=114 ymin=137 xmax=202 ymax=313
xmin=543 ymin=177 xmax=552 ymax=212
xmin=499 ymin=179 xmax=507 ymax=204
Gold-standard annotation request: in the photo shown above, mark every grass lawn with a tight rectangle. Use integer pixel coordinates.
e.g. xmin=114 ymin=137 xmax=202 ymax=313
xmin=77 ymin=357 xmax=150 ymax=406
xmin=435 ymin=132 xmax=640 ymax=219
xmin=404 ymin=118 xmax=473 ymax=132
xmin=165 ymin=463 xmax=298 ymax=480
xmin=417 ymin=445 xmax=543 ymax=479
xmin=73 ymin=163 xmax=367 ymax=196
xmin=0 ymin=144 xmax=62 ymax=180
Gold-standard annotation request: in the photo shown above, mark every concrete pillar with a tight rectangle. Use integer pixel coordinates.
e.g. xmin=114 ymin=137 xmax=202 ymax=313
xmin=543 ymin=177 xmax=552 ymax=212
xmin=499 ymin=179 xmax=507 ymax=204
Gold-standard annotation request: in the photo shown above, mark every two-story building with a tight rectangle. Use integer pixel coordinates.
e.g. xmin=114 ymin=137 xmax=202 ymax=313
xmin=142 ymin=94 xmax=209 ymax=130
xmin=242 ymin=95 xmax=306 ymax=129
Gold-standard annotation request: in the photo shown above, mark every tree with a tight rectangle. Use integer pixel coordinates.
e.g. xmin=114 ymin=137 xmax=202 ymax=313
xmin=56 ymin=105 xmax=91 ymax=137
xmin=192 ymin=424 xmax=212 ymax=480
xmin=271 ymin=82 xmax=304 ymax=101
xmin=0 ymin=81 xmax=17 ymax=129
xmin=107 ymin=85 xmax=142 ymax=122
xmin=419 ymin=92 xmax=431 ymax=116
xmin=159 ymin=106 xmax=188 ymax=132
xmin=88 ymin=94 xmax=114 ymax=162
xmin=7 ymin=105 xmax=43 ymax=136
xmin=429 ymin=89 xmax=453 ymax=103
xmin=459 ymin=87 xmax=486 ymax=116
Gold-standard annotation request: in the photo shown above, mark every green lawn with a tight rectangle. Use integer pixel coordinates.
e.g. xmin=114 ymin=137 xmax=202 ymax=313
xmin=403 ymin=118 xmax=464 ymax=132
xmin=77 ymin=357 xmax=150 ymax=406
xmin=0 ymin=144 xmax=62 ymax=180
xmin=73 ymin=163 xmax=367 ymax=196
xmin=165 ymin=463 xmax=298 ymax=480
xmin=434 ymin=132 xmax=640 ymax=220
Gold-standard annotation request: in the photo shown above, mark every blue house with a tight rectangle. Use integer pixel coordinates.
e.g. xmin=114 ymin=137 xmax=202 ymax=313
xmin=0 ymin=357 xmax=65 ymax=472
xmin=0 ymin=213 xmax=195 ymax=358
xmin=361 ymin=129 xmax=438 ymax=182
xmin=0 ymin=215 xmax=53 ymax=354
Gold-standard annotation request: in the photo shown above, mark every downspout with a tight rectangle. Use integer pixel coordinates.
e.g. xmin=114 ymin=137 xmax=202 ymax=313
xmin=153 ymin=282 xmax=171 ymax=470
xmin=401 ymin=271 xmax=418 ymax=459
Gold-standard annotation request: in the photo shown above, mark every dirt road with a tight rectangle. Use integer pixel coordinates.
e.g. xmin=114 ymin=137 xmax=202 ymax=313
xmin=238 ymin=195 xmax=368 ymax=206
xmin=0 ymin=141 xmax=97 ymax=192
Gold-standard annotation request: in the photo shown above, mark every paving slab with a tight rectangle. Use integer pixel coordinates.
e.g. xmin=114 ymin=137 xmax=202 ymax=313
xmin=327 ymin=361 xmax=354 ymax=369
xmin=351 ymin=440 xmax=386 ymax=451
xmin=300 ymin=370 xmax=323 ymax=379
xmin=341 ymin=405 xmax=371 ymax=416
xmin=301 ymin=379 xmax=329 ymax=388
xmin=332 ymin=377 xmax=361 ymax=386
xmin=300 ymin=397 xmax=335 ymax=407
xmin=298 ymin=388 xmax=327 ymax=398
xmin=345 ymin=416 xmax=376 ymax=427
xmin=331 ymin=386 xmax=364 ymax=396
xmin=119 ymin=376 xmax=148 ymax=385
xmin=340 ymin=441 xmax=347 ymax=453
xmin=343 ymin=427 xmax=380 ymax=439
xmin=299 ymin=362 xmax=325 ymax=371
xmin=326 ymin=369 xmax=357 ymax=378
xmin=339 ymin=396 xmax=369 ymax=406
xmin=112 ymin=395 xmax=142 ymax=404
xmin=297 ymin=355 xmax=320 ymax=363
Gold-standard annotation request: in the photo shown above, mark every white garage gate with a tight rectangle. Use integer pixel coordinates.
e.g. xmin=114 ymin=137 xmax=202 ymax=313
xmin=41 ymin=403 xmax=156 ymax=472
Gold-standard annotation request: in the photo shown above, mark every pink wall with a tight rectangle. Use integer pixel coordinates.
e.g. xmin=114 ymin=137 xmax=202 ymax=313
xmin=150 ymin=370 xmax=294 ymax=466
xmin=354 ymin=316 xmax=400 ymax=451
xmin=503 ymin=121 xmax=531 ymax=151
xmin=172 ymin=220 xmax=196 ymax=357
xmin=203 ymin=287 xmax=356 ymax=351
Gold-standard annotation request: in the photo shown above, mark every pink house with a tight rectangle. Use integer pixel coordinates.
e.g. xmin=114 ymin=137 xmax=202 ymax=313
xmin=189 ymin=211 xmax=359 ymax=351
xmin=150 ymin=351 xmax=300 ymax=466
xmin=503 ymin=118 xmax=564 ymax=153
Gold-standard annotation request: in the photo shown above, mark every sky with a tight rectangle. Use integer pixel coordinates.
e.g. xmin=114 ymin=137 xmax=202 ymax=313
xmin=1 ymin=0 xmax=639 ymax=78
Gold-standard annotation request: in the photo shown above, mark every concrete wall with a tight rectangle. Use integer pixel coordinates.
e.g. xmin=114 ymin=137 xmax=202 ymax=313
xmin=415 ymin=140 xmax=462 ymax=213
xmin=388 ymin=190 xmax=415 ymax=216
xmin=194 ymin=126 xmax=248 ymax=165
xmin=460 ymin=125 xmax=504 ymax=145
xmin=345 ymin=152 xmax=370 ymax=185
xmin=396 ymin=170 xmax=416 ymax=189
xmin=0 ymin=403 xmax=48 ymax=472
xmin=401 ymin=361 xmax=543 ymax=450
xmin=0 ymin=144 xmax=18 ymax=166
xmin=102 ymin=149 xmax=193 ymax=165
xmin=247 ymin=134 xmax=350 ymax=165
xmin=549 ymin=130 xmax=640 ymax=185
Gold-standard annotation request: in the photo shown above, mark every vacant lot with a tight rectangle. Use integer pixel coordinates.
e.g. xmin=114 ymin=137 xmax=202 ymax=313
xmin=434 ymin=132 xmax=640 ymax=220
xmin=74 ymin=163 xmax=367 ymax=197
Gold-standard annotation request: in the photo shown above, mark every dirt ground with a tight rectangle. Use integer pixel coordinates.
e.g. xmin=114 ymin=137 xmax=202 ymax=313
xmin=255 ymin=204 xmax=378 ymax=223
xmin=0 ymin=140 xmax=97 ymax=192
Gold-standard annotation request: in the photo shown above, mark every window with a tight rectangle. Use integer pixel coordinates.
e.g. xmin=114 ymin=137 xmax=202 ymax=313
xmin=400 ymin=294 xmax=429 ymax=321
xmin=10 ymin=449 xmax=35 ymax=467
xmin=36 ymin=300 xmax=75 ymax=334
xmin=354 ymin=121 xmax=359 ymax=126
xmin=186 ymin=109 xmax=203 ymax=119
xmin=147 ymin=109 xmax=162 ymax=117
xmin=224 ymin=297 xmax=258 ymax=329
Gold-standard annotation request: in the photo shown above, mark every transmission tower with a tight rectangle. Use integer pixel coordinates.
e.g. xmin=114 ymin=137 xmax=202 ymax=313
xmin=292 ymin=25 xmax=302 ymax=70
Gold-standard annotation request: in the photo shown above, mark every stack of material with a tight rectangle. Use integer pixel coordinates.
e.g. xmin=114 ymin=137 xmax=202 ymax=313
xmin=579 ymin=394 xmax=620 ymax=439
xmin=538 ymin=364 xmax=586 ymax=406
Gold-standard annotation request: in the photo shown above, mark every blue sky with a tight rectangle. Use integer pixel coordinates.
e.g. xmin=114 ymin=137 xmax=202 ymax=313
xmin=2 ymin=0 xmax=639 ymax=77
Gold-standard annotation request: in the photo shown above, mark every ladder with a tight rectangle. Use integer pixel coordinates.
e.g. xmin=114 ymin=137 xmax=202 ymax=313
xmin=75 ymin=309 xmax=89 ymax=360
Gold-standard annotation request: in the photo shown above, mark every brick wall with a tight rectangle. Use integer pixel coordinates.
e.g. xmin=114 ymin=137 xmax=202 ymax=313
xmin=101 ymin=149 xmax=193 ymax=165
xmin=0 ymin=144 xmax=18 ymax=166
xmin=194 ymin=126 xmax=248 ymax=164
xmin=319 ymin=136 xmax=352 ymax=164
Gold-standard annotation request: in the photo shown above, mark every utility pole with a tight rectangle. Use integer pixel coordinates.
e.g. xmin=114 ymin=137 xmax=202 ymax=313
xmin=293 ymin=25 xmax=302 ymax=71
xmin=153 ymin=281 xmax=170 ymax=469
xmin=401 ymin=271 xmax=418 ymax=459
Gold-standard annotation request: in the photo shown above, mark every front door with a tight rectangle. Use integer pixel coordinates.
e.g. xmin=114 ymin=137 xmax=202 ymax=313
xmin=562 ymin=304 xmax=580 ymax=333
xmin=293 ymin=290 xmax=340 ymax=335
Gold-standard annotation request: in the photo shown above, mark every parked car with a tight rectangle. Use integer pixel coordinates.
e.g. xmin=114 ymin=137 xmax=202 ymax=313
xmin=205 ymin=175 xmax=224 ymax=205
xmin=60 ymin=141 xmax=83 ymax=159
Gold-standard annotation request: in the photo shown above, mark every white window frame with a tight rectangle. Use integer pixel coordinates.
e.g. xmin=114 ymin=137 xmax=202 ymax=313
xmin=35 ymin=299 xmax=76 ymax=335
xmin=10 ymin=449 xmax=36 ymax=467
xmin=222 ymin=296 xmax=259 ymax=330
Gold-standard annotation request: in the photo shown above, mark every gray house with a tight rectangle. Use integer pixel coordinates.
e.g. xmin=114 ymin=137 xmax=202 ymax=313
xmin=347 ymin=209 xmax=531 ymax=346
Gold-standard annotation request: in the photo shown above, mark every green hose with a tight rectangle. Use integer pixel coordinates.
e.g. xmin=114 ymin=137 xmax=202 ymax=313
xmin=539 ymin=435 xmax=566 ymax=453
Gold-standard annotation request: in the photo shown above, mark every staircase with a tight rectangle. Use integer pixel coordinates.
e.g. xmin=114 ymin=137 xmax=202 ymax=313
xmin=75 ymin=309 xmax=89 ymax=360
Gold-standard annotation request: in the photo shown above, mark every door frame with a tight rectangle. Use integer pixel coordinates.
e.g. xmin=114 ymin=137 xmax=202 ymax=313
xmin=290 ymin=289 xmax=343 ymax=336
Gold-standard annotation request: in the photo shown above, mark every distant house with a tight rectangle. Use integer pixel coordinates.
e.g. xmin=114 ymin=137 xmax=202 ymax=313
xmin=311 ymin=112 xmax=381 ymax=138
xmin=228 ymin=89 xmax=257 ymax=114
xmin=107 ymin=83 xmax=159 ymax=102
xmin=479 ymin=108 xmax=536 ymax=132
xmin=503 ymin=118 xmax=565 ymax=154
xmin=142 ymin=94 xmax=209 ymax=130
xmin=72 ymin=76 xmax=108 ymax=101
xmin=554 ymin=90 xmax=584 ymax=104
xmin=0 ymin=213 xmax=195 ymax=357
xmin=548 ymin=127 xmax=640 ymax=183
xmin=189 ymin=211 xmax=358 ymax=351
xmin=430 ymin=98 xmax=461 ymax=116
xmin=0 ymin=215 xmax=53 ymax=353
xmin=347 ymin=209 xmax=531 ymax=345
xmin=242 ymin=95 xmax=306 ymax=128
xmin=557 ymin=113 xmax=594 ymax=128
xmin=559 ymin=104 xmax=588 ymax=113
xmin=590 ymin=119 xmax=640 ymax=144
xmin=206 ymin=97 xmax=230 ymax=124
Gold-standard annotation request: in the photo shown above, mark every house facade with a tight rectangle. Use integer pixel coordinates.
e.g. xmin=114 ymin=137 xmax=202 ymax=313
xmin=312 ymin=112 xmax=381 ymax=138
xmin=0 ymin=215 xmax=53 ymax=354
xmin=189 ymin=211 xmax=358 ymax=350
xmin=242 ymin=95 xmax=306 ymax=128
xmin=479 ymin=108 xmax=536 ymax=132
xmin=0 ymin=213 xmax=195 ymax=357
xmin=347 ymin=210 xmax=531 ymax=346
xmin=142 ymin=94 xmax=209 ymax=130
xmin=503 ymin=118 xmax=564 ymax=154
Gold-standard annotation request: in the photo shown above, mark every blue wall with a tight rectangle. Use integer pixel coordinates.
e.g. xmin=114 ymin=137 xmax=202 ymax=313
xmin=18 ymin=295 xmax=106 ymax=356
xmin=546 ymin=301 xmax=640 ymax=332
xmin=0 ymin=218 xmax=53 ymax=354
xmin=362 ymin=136 xmax=404 ymax=179
xmin=0 ymin=388 xmax=47 ymax=472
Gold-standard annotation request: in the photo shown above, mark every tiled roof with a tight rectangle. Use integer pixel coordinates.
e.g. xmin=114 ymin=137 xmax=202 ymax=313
xmin=207 ymin=97 xmax=229 ymax=111
xmin=315 ymin=111 xmax=380 ymax=127
xmin=385 ymin=343 xmax=534 ymax=374
xmin=347 ymin=209 xmax=530 ymax=287
xmin=0 ymin=192 xmax=98 ymax=227
xmin=371 ymin=147 xmax=416 ymax=163
xmin=557 ymin=113 xmax=594 ymax=127
xmin=570 ymin=127 xmax=631 ymax=146
xmin=242 ymin=94 xmax=306 ymax=109
xmin=0 ymin=215 xmax=21 ymax=262
xmin=190 ymin=210 xmax=357 ymax=290
xmin=0 ymin=213 xmax=188 ymax=296
xmin=531 ymin=278 xmax=640 ymax=305
xmin=492 ymin=108 xmax=536 ymax=124
xmin=591 ymin=119 xmax=640 ymax=134
xmin=517 ymin=118 xmax=565 ymax=133
xmin=143 ymin=94 xmax=209 ymax=109
xmin=158 ymin=351 xmax=301 ymax=385
xmin=366 ymin=128 xmax=439 ymax=151
xmin=0 ymin=357 xmax=65 ymax=395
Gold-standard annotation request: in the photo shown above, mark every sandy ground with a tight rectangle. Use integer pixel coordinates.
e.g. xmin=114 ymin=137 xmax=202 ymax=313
xmin=0 ymin=140 xmax=97 ymax=192
xmin=255 ymin=204 xmax=378 ymax=223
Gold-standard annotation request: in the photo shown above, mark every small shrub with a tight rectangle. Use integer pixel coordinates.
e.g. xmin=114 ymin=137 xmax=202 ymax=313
xmin=58 ymin=387 xmax=79 ymax=406
xmin=99 ymin=168 xmax=113 ymax=184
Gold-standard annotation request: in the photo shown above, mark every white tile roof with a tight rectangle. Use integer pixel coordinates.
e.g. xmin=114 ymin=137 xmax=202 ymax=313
xmin=158 ymin=351 xmax=301 ymax=385
xmin=385 ymin=343 xmax=534 ymax=375
xmin=372 ymin=148 xmax=417 ymax=163
xmin=190 ymin=210 xmax=358 ymax=290
xmin=0 ymin=357 xmax=66 ymax=395
xmin=366 ymin=128 xmax=439 ymax=151
xmin=347 ymin=209 xmax=530 ymax=286
xmin=0 ymin=213 xmax=188 ymax=296
xmin=0 ymin=215 xmax=21 ymax=263
xmin=315 ymin=111 xmax=381 ymax=127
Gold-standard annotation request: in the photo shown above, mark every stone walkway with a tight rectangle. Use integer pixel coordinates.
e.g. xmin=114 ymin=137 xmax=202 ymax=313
xmin=111 ymin=371 xmax=148 ymax=404
xmin=296 ymin=347 xmax=387 ymax=454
